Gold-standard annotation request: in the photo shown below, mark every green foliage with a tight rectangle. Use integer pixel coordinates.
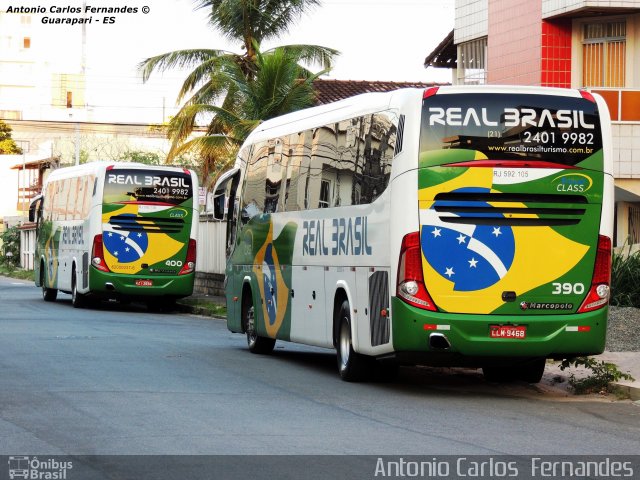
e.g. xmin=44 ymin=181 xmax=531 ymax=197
xmin=177 ymin=297 xmax=227 ymax=317
xmin=139 ymin=0 xmax=339 ymax=182
xmin=119 ymin=150 xmax=163 ymax=165
xmin=0 ymin=226 xmax=21 ymax=270
xmin=611 ymin=245 xmax=640 ymax=307
xmin=560 ymin=356 xmax=635 ymax=394
xmin=0 ymin=264 xmax=33 ymax=280
xmin=0 ymin=120 xmax=23 ymax=154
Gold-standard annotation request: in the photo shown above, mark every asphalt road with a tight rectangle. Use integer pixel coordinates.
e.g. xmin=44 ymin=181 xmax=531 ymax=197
xmin=1 ymin=276 xmax=639 ymax=460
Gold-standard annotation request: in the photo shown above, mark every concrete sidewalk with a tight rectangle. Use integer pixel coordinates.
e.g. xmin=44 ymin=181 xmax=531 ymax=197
xmin=177 ymin=295 xmax=640 ymax=399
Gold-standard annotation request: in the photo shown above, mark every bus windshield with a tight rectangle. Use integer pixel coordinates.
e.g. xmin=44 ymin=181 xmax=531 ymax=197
xmin=420 ymin=93 xmax=603 ymax=167
xmin=103 ymin=169 xmax=192 ymax=205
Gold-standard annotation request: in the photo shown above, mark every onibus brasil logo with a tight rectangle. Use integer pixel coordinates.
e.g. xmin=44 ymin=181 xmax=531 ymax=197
xmin=8 ymin=456 xmax=73 ymax=479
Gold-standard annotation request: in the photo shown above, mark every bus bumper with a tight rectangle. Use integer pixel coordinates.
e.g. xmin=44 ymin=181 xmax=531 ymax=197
xmin=390 ymin=297 xmax=607 ymax=363
xmin=88 ymin=268 xmax=195 ymax=300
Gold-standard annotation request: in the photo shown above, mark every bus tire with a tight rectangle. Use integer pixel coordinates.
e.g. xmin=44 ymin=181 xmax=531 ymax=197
xmin=242 ymin=294 xmax=275 ymax=354
xmin=40 ymin=264 xmax=57 ymax=302
xmin=71 ymin=270 xmax=85 ymax=309
xmin=518 ymin=358 xmax=546 ymax=384
xmin=336 ymin=300 xmax=368 ymax=382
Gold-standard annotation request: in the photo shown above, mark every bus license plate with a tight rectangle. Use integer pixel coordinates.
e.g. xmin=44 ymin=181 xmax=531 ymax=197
xmin=135 ymin=279 xmax=153 ymax=287
xmin=490 ymin=325 xmax=526 ymax=339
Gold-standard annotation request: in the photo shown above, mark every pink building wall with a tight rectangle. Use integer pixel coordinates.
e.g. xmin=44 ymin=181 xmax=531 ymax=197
xmin=487 ymin=0 xmax=543 ymax=85
xmin=486 ymin=0 xmax=572 ymax=86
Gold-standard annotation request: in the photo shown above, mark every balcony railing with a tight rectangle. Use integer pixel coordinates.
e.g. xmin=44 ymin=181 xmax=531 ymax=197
xmin=589 ymin=88 xmax=640 ymax=122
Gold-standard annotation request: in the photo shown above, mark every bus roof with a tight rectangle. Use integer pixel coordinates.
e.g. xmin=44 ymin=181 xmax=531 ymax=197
xmin=244 ymin=88 xmax=424 ymax=144
xmin=243 ymin=85 xmax=594 ymax=145
xmin=44 ymin=161 xmax=194 ymax=182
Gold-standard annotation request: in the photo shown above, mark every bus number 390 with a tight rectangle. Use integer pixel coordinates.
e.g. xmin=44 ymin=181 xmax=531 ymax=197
xmin=551 ymin=282 xmax=585 ymax=295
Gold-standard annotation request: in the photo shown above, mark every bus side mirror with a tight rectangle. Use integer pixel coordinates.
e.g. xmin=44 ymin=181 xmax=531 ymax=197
xmin=211 ymin=167 xmax=240 ymax=221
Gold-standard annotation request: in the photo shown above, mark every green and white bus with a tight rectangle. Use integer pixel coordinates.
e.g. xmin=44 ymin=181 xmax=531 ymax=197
xmin=212 ymin=86 xmax=613 ymax=382
xmin=30 ymin=162 xmax=199 ymax=309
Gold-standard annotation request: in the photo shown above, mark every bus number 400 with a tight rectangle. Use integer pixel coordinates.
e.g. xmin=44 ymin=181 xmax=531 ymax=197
xmin=166 ymin=260 xmax=183 ymax=267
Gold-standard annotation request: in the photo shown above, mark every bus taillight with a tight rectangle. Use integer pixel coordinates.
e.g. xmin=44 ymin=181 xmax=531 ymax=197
xmin=91 ymin=234 xmax=110 ymax=272
xmin=423 ymin=86 xmax=439 ymax=99
xmin=178 ymin=239 xmax=196 ymax=275
xmin=578 ymin=235 xmax=611 ymax=313
xmin=397 ymin=232 xmax=436 ymax=311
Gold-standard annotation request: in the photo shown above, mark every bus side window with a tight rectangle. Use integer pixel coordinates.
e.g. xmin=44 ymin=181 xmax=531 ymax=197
xmin=43 ymin=183 xmax=55 ymax=222
xmin=284 ymin=131 xmax=312 ymax=212
xmin=67 ymin=177 xmax=79 ymax=220
xmin=240 ymin=141 xmax=268 ymax=223
xmin=355 ymin=112 xmax=397 ymax=205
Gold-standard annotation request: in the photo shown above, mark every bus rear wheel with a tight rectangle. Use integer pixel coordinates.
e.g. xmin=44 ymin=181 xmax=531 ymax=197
xmin=336 ymin=300 xmax=369 ymax=382
xmin=40 ymin=265 xmax=57 ymax=302
xmin=71 ymin=270 xmax=86 ymax=308
xmin=518 ymin=358 xmax=546 ymax=384
xmin=242 ymin=294 xmax=275 ymax=354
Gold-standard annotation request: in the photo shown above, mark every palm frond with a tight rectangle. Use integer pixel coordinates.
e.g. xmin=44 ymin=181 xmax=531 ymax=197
xmin=272 ymin=44 xmax=340 ymax=70
xmin=256 ymin=0 xmax=321 ymax=43
xmin=175 ymin=54 xmax=242 ymax=102
xmin=193 ymin=0 xmax=321 ymax=45
xmin=138 ymin=48 xmax=230 ymax=82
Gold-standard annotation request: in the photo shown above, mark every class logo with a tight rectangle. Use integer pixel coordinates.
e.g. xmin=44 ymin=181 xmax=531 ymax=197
xmin=169 ymin=208 xmax=188 ymax=218
xmin=553 ymin=173 xmax=592 ymax=193
xmin=421 ymin=188 xmax=515 ymax=291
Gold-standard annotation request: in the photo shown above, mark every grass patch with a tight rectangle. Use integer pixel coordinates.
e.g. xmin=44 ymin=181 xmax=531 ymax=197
xmin=0 ymin=265 xmax=34 ymax=281
xmin=177 ymin=297 xmax=227 ymax=317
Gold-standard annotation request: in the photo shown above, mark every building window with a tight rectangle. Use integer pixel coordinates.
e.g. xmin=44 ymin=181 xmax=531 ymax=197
xmin=582 ymin=21 xmax=626 ymax=87
xmin=457 ymin=37 xmax=487 ymax=85
xmin=22 ymin=37 xmax=30 ymax=49
xmin=318 ymin=180 xmax=332 ymax=208
xmin=628 ymin=205 xmax=640 ymax=244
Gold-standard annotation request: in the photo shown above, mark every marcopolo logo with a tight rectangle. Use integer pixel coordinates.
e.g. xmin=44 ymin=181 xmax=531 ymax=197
xmin=8 ymin=456 xmax=73 ymax=479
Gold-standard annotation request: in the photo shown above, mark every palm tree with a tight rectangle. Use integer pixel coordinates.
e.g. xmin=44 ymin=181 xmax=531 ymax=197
xmin=139 ymin=0 xmax=339 ymax=181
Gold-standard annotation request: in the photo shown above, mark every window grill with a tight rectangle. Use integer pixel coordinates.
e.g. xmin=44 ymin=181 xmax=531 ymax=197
xmin=582 ymin=21 xmax=626 ymax=87
xmin=457 ymin=37 xmax=487 ymax=85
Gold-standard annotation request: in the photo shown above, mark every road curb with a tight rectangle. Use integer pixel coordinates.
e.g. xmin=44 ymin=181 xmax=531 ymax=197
xmin=175 ymin=301 xmax=226 ymax=319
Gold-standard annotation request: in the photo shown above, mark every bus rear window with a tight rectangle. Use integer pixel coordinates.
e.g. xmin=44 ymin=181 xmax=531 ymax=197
xmin=103 ymin=169 xmax=192 ymax=205
xmin=420 ymin=93 xmax=603 ymax=167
